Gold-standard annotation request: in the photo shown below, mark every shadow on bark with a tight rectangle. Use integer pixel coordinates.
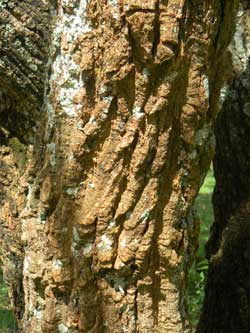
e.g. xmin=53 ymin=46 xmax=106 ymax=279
xmin=198 ymin=62 xmax=250 ymax=333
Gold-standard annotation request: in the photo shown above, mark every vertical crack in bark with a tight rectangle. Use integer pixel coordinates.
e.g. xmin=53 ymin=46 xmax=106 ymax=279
xmin=152 ymin=0 xmax=160 ymax=58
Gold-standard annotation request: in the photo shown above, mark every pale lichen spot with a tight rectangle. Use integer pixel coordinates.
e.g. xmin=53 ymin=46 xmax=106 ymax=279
xmin=190 ymin=149 xmax=197 ymax=160
xmin=71 ymin=242 xmax=79 ymax=257
xmin=142 ymin=67 xmax=150 ymax=78
xmin=219 ymin=85 xmax=229 ymax=106
xmin=126 ymin=211 xmax=132 ymax=219
xmin=100 ymin=234 xmax=113 ymax=250
xmin=24 ymin=183 xmax=33 ymax=212
xmin=133 ymin=106 xmax=144 ymax=119
xmin=47 ymin=142 xmax=56 ymax=167
xmin=76 ymin=121 xmax=84 ymax=131
xmin=38 ymin=211 xmax=47 ymax=224
xmin=83 ymin=242 xmax=93 ymax=255
xmin=57 ymin=323 xmax=69 ymax=333
xmin=52 ymin=259 xmax=63 ymax=269
xmin=65 ymin=187 xmax=79 ymax=197
xmin=140 ymin=209 xmax=150 ymax=222
xmin=23 ymin=255 xmax=30 ymax=273
xmin=89 ymin=116 xmax=97 ymax=126
xmin=203 ymin=76 xmax=209 ymax=98
xmin=194 ymin=125 xmax=211 ymax=146
xmin=68 ymin=151 xmax=74 ymax=161
xmin=108 ymin=219 xmax=116 ymax=228
xmin=73 ymin=226 xmax=80 ymax=242
xmin=33 ymin=309 xmax=43 ymax=320
xmin=120 ymin=237 xmax=127 ymax=249
xmin=108 ymin=0 xmax=118 ymax=8
xmin=118 ymin=285 xmax=125 ymax=295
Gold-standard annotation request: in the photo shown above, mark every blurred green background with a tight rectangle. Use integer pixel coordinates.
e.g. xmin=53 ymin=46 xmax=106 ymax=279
xmin=0 ymin=265 xmax=16 ymax=333
xmin=187 ymin=168 xmax=215 ymax=330
xmin=0 ymin=171 xmax=215 ymax=332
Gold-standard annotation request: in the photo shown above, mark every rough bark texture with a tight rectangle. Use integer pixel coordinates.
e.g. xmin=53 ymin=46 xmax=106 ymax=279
xmin=198 ymin=3 xmax=250 ymax=333
xmin=0 ymin=1 xmax=238 ymax=332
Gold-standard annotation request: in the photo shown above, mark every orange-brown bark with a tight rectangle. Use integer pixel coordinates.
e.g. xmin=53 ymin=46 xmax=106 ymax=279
xmin=0 ymin=1 xmax=238 ymax=332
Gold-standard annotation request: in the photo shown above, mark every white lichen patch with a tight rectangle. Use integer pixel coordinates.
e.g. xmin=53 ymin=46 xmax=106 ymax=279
xmin=44 ymin=101 xmax=55 ymax=140
xmin=194 ymin=125 xmax=211 ymax=146
xmin=65 ymin=187 xmax=79 ymax=197
xmin=100 ymin=235 xmax=113 ymax=249
xmin=118 ymin=285 xmax=125 ymax=295
xmin=76 ymin=121 xmax=85 ymax=131
xmin=108 ymin=0 xmax=119 ymax=19
xmin=190 ymin=149 xmax=197 ymax=160
xmin=229 ymin=5 xmax=250 ymax=73
xmin=120 ymin=237 xmax=127 ymax=249
xmin=0 ymin=0 xmax=8 ymax=9
xmin=57 ymin=323 xmax=69 ymax=333
xmin=113 ymin=276 xmax=127 ymax=294
xmin=33 ymin=309 xmax=43 ymax=320
xmin=44 ymin=0 xmax=92 ymax=130
xmin=97 ymin=235 xmax=113 ymax=253
xmin=219 ymin=85 xmax=229 ymax=107
xmin=88 ymin=182 xmax=95 ymax=189
xmin=71 ymin=242 xmax=79 ymax=257
xmin=38 ymin=212 xmax=47 ymax=224
xmin=23 ymin=255 xmax=30 ymax=273
xmin=28 ymin=298 xmax=34 ymax=313
xmin=89 ymin=116 xmax=97 ymax=126
xmin=47 ymin=142 xmax=56 ymax=166
xmin=142 ymin=67 xmax=150 ymax=78
xmin=52 ymin=259 xmax=63 ymax=269
xmin=108 ymin=219 xmax=116 ymax=228
xmin=203 ymin=76 xmax=209 ymax=98
xmin=73 ymin=226 xmax=80 ymax=242
xmin=68 ymin=151 xmax=74 ymax=161
xmin=83 ymin=242 xmax=93 ymax=255
xmin=140 ymin=209 xmax=150 ymax=223
xmin=132 ymin=106 xmax=144 ymax=119
xmin=99 ymin=84 xmax=109 ymax=95
xmin=24 ymin=184 xmax=33 ymax=211
xmin=108 ymin=0 xmax=118 ymax=8
xmin=102 ymin=95 xmax=113 ymax=104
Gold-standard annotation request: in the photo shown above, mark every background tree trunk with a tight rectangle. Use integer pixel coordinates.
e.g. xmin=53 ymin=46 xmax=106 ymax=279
xmin=0 ymin=1 xmax=238 ymax=332
xmin=198 ymin=2 xmax=250 ymax=333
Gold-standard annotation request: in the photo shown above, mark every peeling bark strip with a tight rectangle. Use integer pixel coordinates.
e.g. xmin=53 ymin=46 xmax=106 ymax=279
xmin=198 ymin=3 xmax=250 ymax=332
xmin=0 ymin=1 xmax=238 ymax=332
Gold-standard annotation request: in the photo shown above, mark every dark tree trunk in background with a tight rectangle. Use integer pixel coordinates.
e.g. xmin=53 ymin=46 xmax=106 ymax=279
xmin=0 ymin=0 xmax=238 ymax=332
xmin=198 ymin=3 xmax=250 ymax=333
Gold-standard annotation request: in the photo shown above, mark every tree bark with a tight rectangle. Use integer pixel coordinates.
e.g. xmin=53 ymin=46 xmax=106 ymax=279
xmin=198 ymin=3 xmax=250 ymax=333
xmin=0 ymin=1 xmax=238 ymax=332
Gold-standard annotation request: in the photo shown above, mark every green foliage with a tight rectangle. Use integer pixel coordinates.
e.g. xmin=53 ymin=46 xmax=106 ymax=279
xmin=188 ymin=169 xmax=215 ymax=330
xmin=0 ymin=265 xmax=16 ymax=333
xmin=0 ymin=309 xmax=16 ymax=333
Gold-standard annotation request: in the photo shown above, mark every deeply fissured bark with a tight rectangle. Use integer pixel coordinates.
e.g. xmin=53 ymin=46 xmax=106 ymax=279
xmin=0 ymin=0 xmax=238 ymax=332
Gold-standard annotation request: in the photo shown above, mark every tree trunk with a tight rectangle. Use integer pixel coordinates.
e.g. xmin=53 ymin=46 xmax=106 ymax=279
xmin=0 ymin=1 xmax=238 ymax=332
xmin=198 ymin=3 xmax=250 ymax=333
